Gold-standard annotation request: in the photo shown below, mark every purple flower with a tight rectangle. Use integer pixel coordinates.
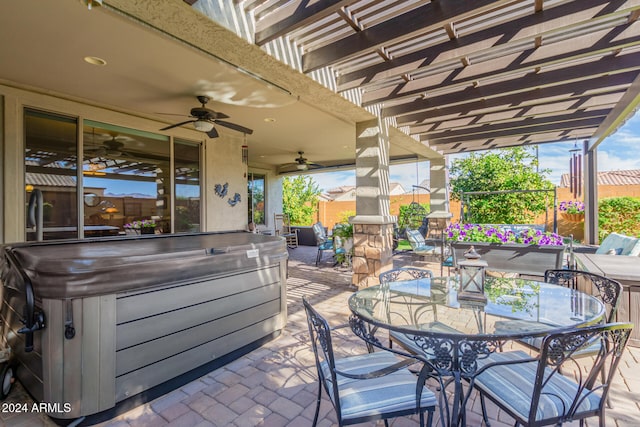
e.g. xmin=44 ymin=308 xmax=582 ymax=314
xmin=559 ymin=200 xmax=585 ymax=214
xmin=445 ymin=223 xmax=563 ymax=246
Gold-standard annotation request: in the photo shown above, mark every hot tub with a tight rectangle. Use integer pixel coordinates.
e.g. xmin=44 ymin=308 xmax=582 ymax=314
xmin=0 ymin=232 xmax=288 ymax=419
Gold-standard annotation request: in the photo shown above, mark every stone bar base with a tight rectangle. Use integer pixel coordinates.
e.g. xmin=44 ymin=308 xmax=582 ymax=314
xmin=351 ymin=222 xmax=394 ymax=289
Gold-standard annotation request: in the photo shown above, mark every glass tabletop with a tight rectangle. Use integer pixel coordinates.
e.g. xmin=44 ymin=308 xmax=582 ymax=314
xmin=348 ymin=276 xmax=605 ymax=339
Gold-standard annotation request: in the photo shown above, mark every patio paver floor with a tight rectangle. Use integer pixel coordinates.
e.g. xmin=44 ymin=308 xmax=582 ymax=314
xmin=1 ymin=245 xmax=638 ymax=426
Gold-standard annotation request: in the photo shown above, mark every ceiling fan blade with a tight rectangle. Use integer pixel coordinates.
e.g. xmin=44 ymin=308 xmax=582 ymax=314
xmin=160 ymin=120 xmax=195 ymax=131
xmin=215 ymin=120 xmax=254 ymax=135
xmin=277 ymin=166 xmax=299 ymax=174
xmin=206 ymin=127 xmax=219 ymax=138
xmin=212 ymin=111 xmax=230 ymax=120
xmin=155 ymin=112 xmax=190 ymax=117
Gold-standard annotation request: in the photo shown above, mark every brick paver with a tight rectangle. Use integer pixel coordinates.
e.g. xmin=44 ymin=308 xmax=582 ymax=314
xmin=3 ymin=246 xmax=639 ymax=426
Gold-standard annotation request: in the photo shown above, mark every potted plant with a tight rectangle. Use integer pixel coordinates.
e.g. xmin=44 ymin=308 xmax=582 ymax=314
xmin=332 ymin=223 xmax=353 ymax=265
xmin=559 ymin=200 xmax=585 ymax=222
xmin=124 ymin=219 xmax=157 ymax=235
xmin=446 ymin=223 xmax=565 ymax=277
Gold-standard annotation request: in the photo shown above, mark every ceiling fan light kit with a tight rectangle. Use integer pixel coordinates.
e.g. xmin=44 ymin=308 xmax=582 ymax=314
xmin=193 ymin=120 xmax=214 ymax=132
xmin=278 ymin=151 xmax=322 ymax=173
xmin=159 ymin=96 xmax=253 ymax=138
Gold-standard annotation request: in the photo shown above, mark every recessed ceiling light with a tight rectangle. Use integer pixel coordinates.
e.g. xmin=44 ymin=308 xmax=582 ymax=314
xmin=81 ymin=0 xmax=103 ymax=10
xmin=264 ymin=118 xmax=276 ymax=123
xmin=84 ymin=56 xmax=107 ymax=66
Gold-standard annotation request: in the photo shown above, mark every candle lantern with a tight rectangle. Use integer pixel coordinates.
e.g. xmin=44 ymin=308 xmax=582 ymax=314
xmin=458 ymin=246 xmax=488 ymax=302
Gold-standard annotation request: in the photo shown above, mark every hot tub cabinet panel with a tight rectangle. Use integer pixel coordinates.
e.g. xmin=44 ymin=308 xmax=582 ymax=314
xmin=0 ymin=232 xmax=288 ymax=419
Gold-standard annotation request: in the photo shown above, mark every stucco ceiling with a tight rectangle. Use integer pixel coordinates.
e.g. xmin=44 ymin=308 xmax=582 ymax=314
xmin=0 ymin=1 xmax=425 ymax=173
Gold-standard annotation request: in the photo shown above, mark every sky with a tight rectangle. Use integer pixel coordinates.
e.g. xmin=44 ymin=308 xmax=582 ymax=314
xmin=309 ymin=111 xmax=640 ymax=193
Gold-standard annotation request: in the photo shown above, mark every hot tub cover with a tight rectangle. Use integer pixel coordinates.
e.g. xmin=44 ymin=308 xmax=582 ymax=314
xmin=2 ymin=232 xmax=287 ymax=299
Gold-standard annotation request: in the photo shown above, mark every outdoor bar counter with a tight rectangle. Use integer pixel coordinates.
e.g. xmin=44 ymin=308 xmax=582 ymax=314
xmin=575 ymin=253 xmax=639 ymax=347
xmin=0 ymin=232 xmax=288 ymax=420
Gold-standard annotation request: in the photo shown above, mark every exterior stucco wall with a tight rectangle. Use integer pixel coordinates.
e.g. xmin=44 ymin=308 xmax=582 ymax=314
xmin=0 ymin=84 xmax=272 ymax=243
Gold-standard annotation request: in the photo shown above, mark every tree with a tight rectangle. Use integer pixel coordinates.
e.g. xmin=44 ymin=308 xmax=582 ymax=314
xmin=449 ymin=147 xmax=554 ymax=224
xmin=282 ymin=175 xmax=321 ymax=225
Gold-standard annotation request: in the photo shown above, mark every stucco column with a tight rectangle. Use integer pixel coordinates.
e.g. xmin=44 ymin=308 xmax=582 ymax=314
xmin=350 ymin=118 xmax=395 ymax=289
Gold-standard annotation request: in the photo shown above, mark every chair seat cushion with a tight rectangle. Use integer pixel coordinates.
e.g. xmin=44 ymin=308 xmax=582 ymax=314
xmin=595 ymin=232 xmax=640 ymax=256
xmin=321 ymin=351 xmax=437 ymax=420
xmin=474 ymin=350 xmax=601 ymax=422
xmin=318 ymin=241 xmax=333 ymax=250
xmin=442 ymin=256 xmax=454 ymax=267
xmin=414 ymin=245 xmax=437 ymax=254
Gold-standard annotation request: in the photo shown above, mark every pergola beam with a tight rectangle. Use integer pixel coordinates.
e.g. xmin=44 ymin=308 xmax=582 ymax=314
xmin=422 ymin=116 xmax=605 ymax=145
xmin=406 ymin=92 xmax=624 ymax=132
xmin=362 ymin=23 xmax=640 ymax=106
xmin=337 ymin=0 xmax=639 ymax=91
xmin=383 ymin=52 xmax=640 ymax=118
xmin=587 ymin=72 xmax=640 ymax=150
xmin=255 ymin=0 xmax=354 ymax=46
xmin=432 ymin=129 xmax=595 ymax=153
xmin=302 ymin=0 xmax=507 ymax=73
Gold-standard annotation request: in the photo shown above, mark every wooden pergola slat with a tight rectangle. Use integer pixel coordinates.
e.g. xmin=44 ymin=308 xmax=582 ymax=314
xmin=337 ymin=0 xmax=635 ymax=91
xmin=396 ymin=82 xmax=631 ymax=126
xmin=422 ymin=116 xmax=606 ymax=146
xmin=246 ymin=0 xmax=640 ymax=154
xmin=431 ymin=129 xmax=596 ymax=153
xmin=255 ymin=0 xmax=354 ymax=46
xmin=362 ymin=24 xmax=640 ymax=106
xmin=407 ymin=94 xmax=622 ymax=134
xmin=383 ymin=51 xmax=640 ymax=118
xmin=301 ymin=0 xmax=507 ymax=73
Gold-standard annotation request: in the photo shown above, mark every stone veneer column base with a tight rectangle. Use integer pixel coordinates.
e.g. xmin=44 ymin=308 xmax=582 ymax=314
xmin=351 ymin=222 xmax=394 ymax=289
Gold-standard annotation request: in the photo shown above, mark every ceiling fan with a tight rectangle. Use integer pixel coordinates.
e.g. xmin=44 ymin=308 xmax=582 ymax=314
xmin=278 ymin=151 xmax=323 ymax=173
xmin=159 ymin=95 xmax=253 ymax=138
xmin=85 ymin=134 xmax=132 ymax=158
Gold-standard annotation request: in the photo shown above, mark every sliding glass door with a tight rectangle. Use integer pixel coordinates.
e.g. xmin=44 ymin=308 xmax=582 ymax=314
xmin=24 ymin=109 xmax=201 ymax=240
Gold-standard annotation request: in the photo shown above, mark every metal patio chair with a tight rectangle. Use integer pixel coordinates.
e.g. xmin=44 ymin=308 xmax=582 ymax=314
xmin=302 ymin=297 xmax=437 ymax=427
xmin=312 ymin=222 xmax=333 ymax=265
xmin=473 ymin=322 xmax=633 ymax=427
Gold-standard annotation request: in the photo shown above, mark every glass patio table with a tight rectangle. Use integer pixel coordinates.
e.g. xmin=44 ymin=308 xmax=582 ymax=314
xmin=348 ymin=276 xmax=605 ymax=427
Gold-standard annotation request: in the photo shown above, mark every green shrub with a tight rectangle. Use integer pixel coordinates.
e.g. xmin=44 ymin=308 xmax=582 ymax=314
xmin=337 ymin=210 xmax=355 ymax=224
xmin=598 ymin=197 xmax=640 ymax=239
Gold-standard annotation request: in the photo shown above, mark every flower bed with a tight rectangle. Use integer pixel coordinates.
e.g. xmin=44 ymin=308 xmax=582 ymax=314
xmin=446 ymin=223 xmax=563 ymax=246
xmin=124 ymin=219 xmax=157 ymax=235
xmin=446 ymin=223 xmax=565 ymax=277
